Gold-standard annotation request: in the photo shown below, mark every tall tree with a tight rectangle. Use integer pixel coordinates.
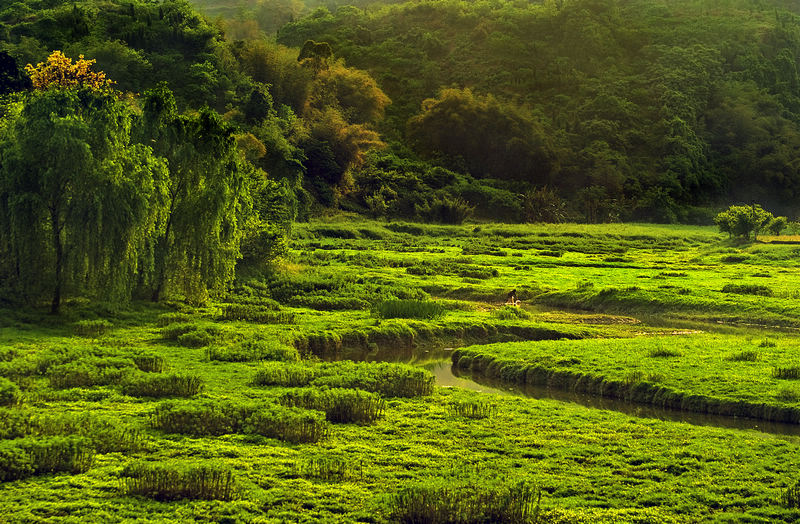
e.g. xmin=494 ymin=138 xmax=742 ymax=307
xmin=138 ymin=84 xmax=251 ymax=303
xmin=0 ymin=87 xmax=167 ymax=313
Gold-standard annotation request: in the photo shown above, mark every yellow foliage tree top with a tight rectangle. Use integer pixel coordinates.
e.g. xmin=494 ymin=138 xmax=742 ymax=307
xmin=25 ymin=51 xmax=115 ymax=91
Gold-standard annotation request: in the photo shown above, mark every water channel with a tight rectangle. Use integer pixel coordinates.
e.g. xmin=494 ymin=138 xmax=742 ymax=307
xmin=338 ymin=345 xmax=800 ymax=437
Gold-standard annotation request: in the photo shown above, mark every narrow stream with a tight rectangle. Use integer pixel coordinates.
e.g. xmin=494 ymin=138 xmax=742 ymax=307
xmin=338 ymin=345 xmax=800 ymax=437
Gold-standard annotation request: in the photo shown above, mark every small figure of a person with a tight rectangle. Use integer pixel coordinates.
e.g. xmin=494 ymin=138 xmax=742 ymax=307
xmin=506 ymin=289 xmax=519 ymax=306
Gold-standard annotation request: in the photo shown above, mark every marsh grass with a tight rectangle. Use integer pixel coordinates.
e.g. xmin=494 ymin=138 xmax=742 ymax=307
xmin=448 ymin=399 xmax=497 ymax=419
xmin=374 ymin=299 xmax=445 ymax=320
xmin=120 ymin=461 xmax=237 ymax=501
xmin=390 ymin=481 xmax=541 ymax=524
xmin=784 ymin=480 xmax=800 ymax=508
xmin=279 ymin=388 xmax=386 ymax=423
xmin=122 ymin=373 xmax=203 ymax=397
xmin=759 ymin=338 xmax=778 ymax=348
xmin=156 ymin=312 xmax=192 ymax=327
xmin=48 ymin=359 xmax=133 ymax=389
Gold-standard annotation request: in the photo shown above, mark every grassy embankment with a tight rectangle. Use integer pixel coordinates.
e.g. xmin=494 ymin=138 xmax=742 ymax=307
xmin=3 ymin=219 xmax=800 ymax=522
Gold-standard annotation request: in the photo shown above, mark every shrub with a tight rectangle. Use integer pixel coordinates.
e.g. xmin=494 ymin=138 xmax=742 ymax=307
xmin=374 ymin=299 xmax=445 ymax=320
xmin=133 ymin=355 xmax=166 ymax=373
xmin=120 ymin=461 xmax=237 ymax=501
xmin=312 ymin=362 xmax=435 ymax=397
xmin=416 ymin=196 xmax=474 ymax=225
xmin=279 ymin=388 xmax=386 ymax=424
xmin=448 ymin=399 xmax=496 ymax=419
xmin=243 ymin=405 xmax=329 ymax=443
xmin=769 ymin=216 xmax=788 ymax=235
xmin=721 ymin=284 xmax=773 ymax=296
xmin=251 ymin=363 xmax=316 ymax=387
xmin=714 ymin=204 xmax=774 ymax=240
xmin=122 ymin=373 xmax=203 ymax=398
xmin=390 ymin=481 xmax=540 ymax=524
xmin=0 ymin=377 xmax=21 ymax=406
xmin=73 ymin=319 xmax=112 ymax=337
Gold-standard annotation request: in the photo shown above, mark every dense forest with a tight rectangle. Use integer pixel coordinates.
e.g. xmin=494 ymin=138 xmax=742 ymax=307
xmin=5 ymin=0 xmax=800 ymax=307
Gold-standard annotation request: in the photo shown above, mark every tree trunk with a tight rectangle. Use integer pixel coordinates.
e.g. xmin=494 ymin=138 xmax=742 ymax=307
xmin=50 ymin=207 xmax=62 ymax=314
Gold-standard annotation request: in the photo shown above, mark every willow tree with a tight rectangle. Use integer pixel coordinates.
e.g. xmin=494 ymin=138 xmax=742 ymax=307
xmin=0 ymin=88 xmax=168 ymax=313
xmin=138 ymin=84 xmax=251 ymax=303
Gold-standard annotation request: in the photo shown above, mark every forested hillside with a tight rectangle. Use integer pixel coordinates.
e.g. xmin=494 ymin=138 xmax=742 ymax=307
xmin=5 ymin=0 xmax=800 ymax=237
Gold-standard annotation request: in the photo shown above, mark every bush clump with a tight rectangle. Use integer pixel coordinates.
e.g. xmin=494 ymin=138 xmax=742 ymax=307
xmin=120 ymin=461 xmax=237 ymax=501
xmin=122 ymin=373 xmax=203 ymax=398
xmin=279 ymin=388 xmax=386 ymax=424
xmin=374 ymin=299 xmax=445 ymax=320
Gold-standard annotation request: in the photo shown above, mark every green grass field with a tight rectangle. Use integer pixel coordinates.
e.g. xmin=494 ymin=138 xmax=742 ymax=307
xmin=3 ymin=219 xmax=800 ymax=522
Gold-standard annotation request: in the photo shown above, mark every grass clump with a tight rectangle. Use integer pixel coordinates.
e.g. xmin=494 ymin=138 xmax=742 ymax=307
xmin=73 ymin=319 xmax=112 ymax=337
xmin=784 ymin=480 xmax=800 ymax=508
xmin=721 ymin=283 xmax=774 ymax=296
xmin=727 ymin=350 xmax=761 ymax=362
xmin=295 ymin=456 xmax=356 ymax=481
xmin=390 ymin=481 xmax=540 ymax=524
xmin=48 ymin=359 xmax=133 ymax=389
xmin=152 ymin=400 xmax=252 ymax=436
xmin=759 ymin=338 xmax=777 ymax=348
xmin=492 ymin=306 xmax=531 ymax=320
xmin=279 ymin=388 xmax=386 ymax=424
xmin=220 ymin=304 xmax=293 ymax=323
xmin=133 ymin=355 xmax=166 ymax=373
xmin=156 ymin=312 xmax=192 ymax=327
xmin=251 ymin=363 xmax=316 ymax=387
xmin=312 ymin=362 xmax=435 ymax=397
xmin=647 ymin=347 xmax=683 ymax=358
xmin=374 ymin=299 xmax=445 ymax=320
xmin=243 ymin=404 xmax=329 ymax=443
xmin=0 ymin=377 xmax=21 ymax=406
xmin=772 ymin=367 xmax=800 ymax=380
xmin=122 ymin=373 xmax=203 ymax=398
xmin=448 ymin=399 xmax=497 ymax=419
xmin=120 ymin=461 xmax=237 ymax=501
xmin=0 ymin=436 xmax=94 ymax=481
xmin=207 ymin=339 xmax=298 ymax=363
